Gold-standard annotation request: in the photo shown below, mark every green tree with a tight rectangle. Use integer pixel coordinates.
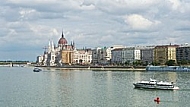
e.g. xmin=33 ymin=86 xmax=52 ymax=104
xmin=151 ymin=61 xmax=159 ymax=66
xmin=165 ymin=60 xmax=175 ymax=66
xmin=124 ymin=60 xmax=130 ymax=65
xmin=133 ymin=60 xmax=143 ymax=66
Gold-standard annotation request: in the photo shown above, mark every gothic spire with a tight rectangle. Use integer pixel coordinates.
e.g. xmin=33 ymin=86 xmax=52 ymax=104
xmin=71 ymin=41 xmax=73 ymax=46
xmin=71 ymin=40 xmax=75 ymax=49
xmin=51 ymin=41 xmax=54 ymax=51
xmin=73 ymin=40 xmax=75 ymax=47
xmin=62 ymin=30 xmax=64 ymax=38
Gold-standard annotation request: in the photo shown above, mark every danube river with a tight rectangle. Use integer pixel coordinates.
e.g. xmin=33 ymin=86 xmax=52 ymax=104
xmin=0 ymin=67 xmax=190 ymax=107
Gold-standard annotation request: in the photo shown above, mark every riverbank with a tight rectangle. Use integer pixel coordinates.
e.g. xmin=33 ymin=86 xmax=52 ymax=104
xmin=36 ymin=65 xmax=146 ymax=71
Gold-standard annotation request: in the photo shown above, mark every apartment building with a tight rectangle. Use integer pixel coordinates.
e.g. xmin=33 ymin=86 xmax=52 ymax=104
xmin=176 ymin=45 xmax=190 ymax=63
xmin=141 ymin=46 xmax=155 ymax=65
xmin=154 ymin=44 xmax=179 ymax=65
xmin=111 ymin=46 xmax=141 ymax=64
xmin=111 ymin=48 xmax=123 ymax=64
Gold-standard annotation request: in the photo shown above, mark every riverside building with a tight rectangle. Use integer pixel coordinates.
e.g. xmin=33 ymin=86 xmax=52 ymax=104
xmin=73 ymin=48 xmax=92 ymax=65
xmin=111 ymin=46 xmax=142 ymax=65
xmin=153 ymin=44 xmax=179 ymax=65
xmin=91 ymin=47 xmax=109 ymax=65
xmin=140 ymin=46 xmax=155 ymax=65
xmin=37 ymin=32 xmax=75 ymax=66
xmin=176 ymin=43 xmax=190 ymax=64
xmin=92 ymin=45 xmax=125 ymax=65
xmin=111 ymin=48 xmax=123 ymax=64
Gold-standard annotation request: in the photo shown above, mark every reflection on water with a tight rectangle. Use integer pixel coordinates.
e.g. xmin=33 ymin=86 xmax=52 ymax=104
xmin=0 ymin=67 xmax=190 ymax=107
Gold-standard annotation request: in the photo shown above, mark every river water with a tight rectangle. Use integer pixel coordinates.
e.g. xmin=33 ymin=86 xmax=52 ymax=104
xmin=0 ymin=67 xmax=190 ymax=107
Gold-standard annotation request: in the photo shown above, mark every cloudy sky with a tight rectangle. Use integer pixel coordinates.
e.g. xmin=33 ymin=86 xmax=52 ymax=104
xmin=1 ymin=0 xmax=190 ymax=61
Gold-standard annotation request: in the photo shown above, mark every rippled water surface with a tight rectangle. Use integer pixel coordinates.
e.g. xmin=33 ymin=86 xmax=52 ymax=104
xmin=0 ymin=67 xmax=190 ymax=107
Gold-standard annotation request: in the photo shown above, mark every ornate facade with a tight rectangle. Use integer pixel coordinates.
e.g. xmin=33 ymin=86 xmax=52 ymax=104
xmin=37 ymin=31 xmax=75 ymax=66
xmin=73 ymin=49 xmax=92 ymax=65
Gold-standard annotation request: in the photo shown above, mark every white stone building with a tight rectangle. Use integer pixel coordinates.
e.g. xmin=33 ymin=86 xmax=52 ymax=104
xmin=73 ymin=49 xmax=92 ymax=64
xmin=92 ymin=45 xmax=125 ymax=65
xmin=36 ymin=55 xmax=43 ymax=65
xmin=111 ymin=46 xmax=143 ymax=65
xmin=91 ymin=47 xmax=106 ymax=64
xmin=140 ymin=46 xmax=155 ymax=65
xmin=111 ymin=48 xmax=123 ymax=64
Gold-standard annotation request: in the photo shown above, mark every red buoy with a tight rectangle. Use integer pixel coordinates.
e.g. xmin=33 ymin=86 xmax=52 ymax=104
xmin=154 ymin=97 xmax=160 ymax=104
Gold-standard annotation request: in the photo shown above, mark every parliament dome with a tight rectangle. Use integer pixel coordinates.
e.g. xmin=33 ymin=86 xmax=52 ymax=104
xmin=58 ymin=32 xmax=67 ymax=45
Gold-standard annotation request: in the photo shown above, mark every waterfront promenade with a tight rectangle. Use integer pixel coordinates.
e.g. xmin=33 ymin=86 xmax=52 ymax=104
xmin=37 ymin=65 xmax=146 ymax=71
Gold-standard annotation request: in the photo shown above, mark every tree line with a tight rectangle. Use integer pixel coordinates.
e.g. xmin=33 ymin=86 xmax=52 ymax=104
xmin=0 ymin=61 xmax=30 ymax=65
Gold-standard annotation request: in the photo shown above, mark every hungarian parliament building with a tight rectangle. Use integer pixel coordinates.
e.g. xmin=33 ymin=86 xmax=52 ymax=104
xmin=36 ymin=32 xmax=93 ymax=66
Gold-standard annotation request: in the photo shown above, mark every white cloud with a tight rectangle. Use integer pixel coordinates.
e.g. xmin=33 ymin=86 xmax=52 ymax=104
xmin=52 ymin=28 xmax=59 ymax=36
xmin=80 ymin=4 xmax=95 ymax=10
xmin=168 ymin=0 xmax=181 ymax=10
xmin=166 ymin=0 xmax=190 ymax=13
xmin=19 ymin=8 xmax=37 ymax=20
xmin=96 ymin=0 xmax=161 ymax=15
xmin=124 ymin=14 xmax=160 ymax=30
xmin=7 ymin=0 xmax=57 ymax=4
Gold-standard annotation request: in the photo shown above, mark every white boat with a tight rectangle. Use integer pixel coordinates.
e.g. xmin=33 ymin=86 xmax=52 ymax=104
xmin=133 ymin=78 xmax=179 ymax=90
xmin=33 ymin=68 xmax=42 ymax=72
xmin=146 ymin=65 xmax=190 ymax=72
